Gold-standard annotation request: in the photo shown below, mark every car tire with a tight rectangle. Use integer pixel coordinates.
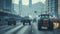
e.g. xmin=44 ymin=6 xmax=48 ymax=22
xmin=29 ymin=23 xmax=31 ymax=25
xmin=38 ymin=27 xmax=41 ymax=30
xmin=8 ymin=23 xmax=11 ymax=25
xmin=23 ymin=22 xmax=25 ymax=25
xmin=29 ymin=22 xmax=31 ymax=25
xmin=13 ymin=23 xmax=16 ymax=25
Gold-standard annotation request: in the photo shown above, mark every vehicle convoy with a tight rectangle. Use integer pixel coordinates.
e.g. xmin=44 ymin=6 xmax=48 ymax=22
xmin=38 ymin=14 xmax=53 ymax=31
xmin=21 ymin=16 xmax=31 ymax=25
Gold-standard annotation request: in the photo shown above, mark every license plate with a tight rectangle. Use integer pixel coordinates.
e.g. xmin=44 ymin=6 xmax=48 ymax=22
xmin=41 ymin=26 xmax=48 ymax=29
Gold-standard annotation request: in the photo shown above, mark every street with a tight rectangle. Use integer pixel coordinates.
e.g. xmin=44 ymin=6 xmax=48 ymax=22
xmin=0 ymin=0 xmax=60 ymax=34
xmin=0 ymin=22 xmax=60 ymax=34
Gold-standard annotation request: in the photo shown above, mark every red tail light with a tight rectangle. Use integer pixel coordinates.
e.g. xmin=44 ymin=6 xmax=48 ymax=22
xmin=44 ymin=20 xmax=48 ymax=24
xmin=43 ymin=19 xmax=49 ymax=27
xmin=45 ymin=20 xmax=48 ymax=23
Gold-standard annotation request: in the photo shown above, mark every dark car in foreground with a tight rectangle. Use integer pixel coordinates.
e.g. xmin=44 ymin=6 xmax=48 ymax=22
xmin=38 ymin=14 xmax=53 ymax=31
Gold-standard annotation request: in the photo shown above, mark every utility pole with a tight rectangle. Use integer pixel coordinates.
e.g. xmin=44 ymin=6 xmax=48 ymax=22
xmin=19 ymin=0 xmax=22 ymax=16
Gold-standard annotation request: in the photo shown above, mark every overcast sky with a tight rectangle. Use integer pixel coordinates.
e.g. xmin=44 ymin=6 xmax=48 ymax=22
xmin=13 ymin=0 xmax=46 ymax=5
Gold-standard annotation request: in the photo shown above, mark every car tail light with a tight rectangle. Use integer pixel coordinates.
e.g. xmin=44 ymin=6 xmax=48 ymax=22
xmin=44 ymin=20 xmax=48 ymax=25
xmin=45 ymin=20 xmax=48 ymax=24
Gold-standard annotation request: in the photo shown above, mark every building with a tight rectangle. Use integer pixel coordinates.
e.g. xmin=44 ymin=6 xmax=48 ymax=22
xmin=19 ymin=0 xmax=22 ymax=15
xmin=0 ymin=0 xmax=3 ymax=10
xmin=46 ymin=0 xmax=58 ymax=17
xmin=0 ymin=0 xmax=12 ymax=13
xmin=13 ymin=4 xmax=19 ymax=15
xmin=0 ymin=0 xmax=12 ymax=25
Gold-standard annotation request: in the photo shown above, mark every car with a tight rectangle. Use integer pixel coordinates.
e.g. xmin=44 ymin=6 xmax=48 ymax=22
xmin=7 ymin=18 xmax=17 ymax=25
xmin=20 ymin=16 xmax=31 ymax=25
xmin=38 ymin=14 xmax=53 ymax=31
xmin=8 ymin=20 xmax=16 ymax=25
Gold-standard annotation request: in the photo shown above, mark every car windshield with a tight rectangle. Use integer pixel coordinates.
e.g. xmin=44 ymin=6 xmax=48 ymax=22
xmin=41 ymin=15 xmax=49 ymax=19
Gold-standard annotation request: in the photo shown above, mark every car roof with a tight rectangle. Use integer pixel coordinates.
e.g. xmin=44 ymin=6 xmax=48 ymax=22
xmin=40 ymin=14 xmax=49 ymax=16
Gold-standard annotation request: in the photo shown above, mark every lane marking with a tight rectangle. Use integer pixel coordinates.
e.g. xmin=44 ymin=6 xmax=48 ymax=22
xmin=17 ymin=26 xmax=29 ymax=34
xmin=4 ymin=24 xmax=23 ymax=34
xmin=32 ymin=30 xmax=33 ymax=32
xmin=0 ymin=26 xmax=13 ymax=31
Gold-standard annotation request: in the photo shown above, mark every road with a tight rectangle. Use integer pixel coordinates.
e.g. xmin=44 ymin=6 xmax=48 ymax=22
xmin=0 ymin=22 xmax=60 ymax=34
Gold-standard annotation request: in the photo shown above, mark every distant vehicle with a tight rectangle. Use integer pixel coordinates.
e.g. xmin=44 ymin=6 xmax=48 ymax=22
xmin=7 ymin=18 xmax=17 ymax=25
xmin=38 ymin=14 xmax=53 ymax=31
xmin=8 ymin=20 xmax=16 ymax=25
xmin=21 ymin=16 xmax=31 ymax=25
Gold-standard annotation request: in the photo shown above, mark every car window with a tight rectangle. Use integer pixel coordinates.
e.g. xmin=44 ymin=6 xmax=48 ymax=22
xmin=41 ymin=15 xmax=49 ymax=19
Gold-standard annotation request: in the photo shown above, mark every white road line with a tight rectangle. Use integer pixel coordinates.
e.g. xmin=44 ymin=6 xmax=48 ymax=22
xmin=16 ymin=25 xmax=29 ymax=34
xmin=4 ymin=24 xmax=23 ymax=34
xmin=0 ymin=25 xmax=8 ymax=29
xmin=0 ymin=26 xmax=13 ymax=31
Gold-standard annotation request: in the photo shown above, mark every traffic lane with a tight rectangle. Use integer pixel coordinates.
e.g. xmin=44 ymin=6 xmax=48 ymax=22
xmin=32 ymin=23 xmax=53 ymax=34
xmin=0 ymin=23 xmax=22 ymax=34
xmin=0 ymin=22 xmax=21 ymax=30
xmin=23 ymin=25 xmax=32 ymax=34
xmin=53 ymin=29 xmax=60 ymax=34
xmin=0 ymin=25 xmax=12 ymax=31
xmin=0 ymin=22 xmax=22 ymax=31
xmin=4 ymin=24 xmax=23 ymax=34
xmin=0 ymin=25 xmax=8 ymax=29
xmin=38 ymin=31 xmax=53 ymax=34
xmin=16 ymin=25 xmax=31 ymax=34
xmin=0 ymin=25 xmax=15 ymax=34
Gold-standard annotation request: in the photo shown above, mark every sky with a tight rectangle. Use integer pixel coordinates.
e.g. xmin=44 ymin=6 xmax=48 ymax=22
xmin=13 ymin=0 xmax=46 ymax=5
